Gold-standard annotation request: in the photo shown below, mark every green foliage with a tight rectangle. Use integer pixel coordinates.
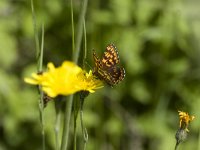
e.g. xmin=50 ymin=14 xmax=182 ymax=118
xmin=0 ymin=0 xmax=200 ymax=149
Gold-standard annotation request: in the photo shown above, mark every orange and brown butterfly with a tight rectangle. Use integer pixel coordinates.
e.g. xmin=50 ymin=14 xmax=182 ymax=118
xmin=92 ymin=44 xmax=125 ymax=86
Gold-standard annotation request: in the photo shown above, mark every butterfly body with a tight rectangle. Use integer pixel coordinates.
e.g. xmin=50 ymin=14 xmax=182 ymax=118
xmin=93 ymin=44 xmax=125 ymax=86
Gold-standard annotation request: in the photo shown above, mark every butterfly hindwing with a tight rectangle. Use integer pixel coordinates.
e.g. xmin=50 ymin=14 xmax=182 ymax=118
xmin=107 ymin=66 xmax=125 ymax=85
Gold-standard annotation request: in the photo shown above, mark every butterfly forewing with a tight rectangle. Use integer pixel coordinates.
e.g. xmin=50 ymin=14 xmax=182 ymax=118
xmin=102 ymin=44 xmax=120 ymax=69
xmin=93 ymin=50 xmax=102 ymax=72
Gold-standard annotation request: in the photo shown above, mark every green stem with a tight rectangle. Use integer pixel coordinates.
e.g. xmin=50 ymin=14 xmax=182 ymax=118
xmin=39 ymin=23 xmax=45 ymax=150
xmin=80 ymin=17 xmax=88 ymax=150
xmin=73 ymin=95 xmax=79 ymax=150
xmin=73 ymin=111 xmax=77 ymax=150
xmin=198 ymin=129 xmax=200 ymax=150
xmin=55 ymin=112 xmax=61 ymax=150
xmin=40 ymin=92 xmax=45 ymax=150
xmin=31 ymin=1 xmax=45 ymax=150
xmin=175 ymin=142 xmax=179 ymax=150
xmin=60 ymin=0 xmax=88 ymax=149
xmin=82 ymin=19 xmax=87 ymax=68
xmin=55 ymin=100 xmax=62 ymax=150
xmin=73 ymin=0 xmax=88 ymax=62
xmin=39 ymin=23 xmax=44 ymax=71
xmin=71 ymin=0 xmax=75 ymax=55
xmin=31 ymin=0 xmax=40 ymax=65
xmin=60 ymin=95 xmax=73 ymax=150
xmin=80 ymin=99 xmax=88 ymax=150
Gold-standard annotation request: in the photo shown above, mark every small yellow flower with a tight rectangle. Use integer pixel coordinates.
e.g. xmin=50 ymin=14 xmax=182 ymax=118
xmin=24 ymin=61 xmax=104 ymax=97
xmin=178 ymin=110 xmax=195 ymax=132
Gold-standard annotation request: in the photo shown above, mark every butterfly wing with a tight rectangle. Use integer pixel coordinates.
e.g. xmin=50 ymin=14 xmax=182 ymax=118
xmin=101 ymin=44 xmax=120 ymax=69
xmin=93 ymin=50 xmax=101 ymax=70
xmin=92 ymin=44 xmax=125 ymax=86
xmin=93 ymin=50 xmax=104 ymax=78
xmin=107 ymin=66 xmax=125 ymax=85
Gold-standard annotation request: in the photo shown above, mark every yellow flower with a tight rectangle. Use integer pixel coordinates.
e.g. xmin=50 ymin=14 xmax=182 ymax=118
xmin=178 ymin=110 xmax=195 ymax=132
xmin=76 ymin=70 xmax=104 ymax=93
xmin=24 ymin=61 xmax=104 ymax=97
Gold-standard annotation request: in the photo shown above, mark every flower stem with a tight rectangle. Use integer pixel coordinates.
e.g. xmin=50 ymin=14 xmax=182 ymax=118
xmin=31 ymin=1 xmax=45 ymax=150
xmin=73 ymin=95 xmax=79 ymax=150
xmin=60 ymin=0 xmax=88 ymax=149
xmin=60 ymin=95 xmax=73 ymax=150
xmin=55 ymin=112 xmax=61 ymax=150
xmin=174 ymin=142 xmax=179 ymax=150
xmin=54 ymin=100 xmax=62 ymax=150
xmin=80 ymin=98 xmax=88 ymax=150
xmin=39 ymin=23 xmax=45 ymax=150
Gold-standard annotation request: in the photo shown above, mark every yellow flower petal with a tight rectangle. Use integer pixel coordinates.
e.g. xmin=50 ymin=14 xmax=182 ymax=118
xmin=24 ymin=77 xmax=39 ymax=85
xmin=47 ymin=62 xmax=55 ymax=71
xmin=178 ymin=110 xmax=195 ymax=132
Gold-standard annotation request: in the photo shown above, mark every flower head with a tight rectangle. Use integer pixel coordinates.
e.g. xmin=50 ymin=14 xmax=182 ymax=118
xmin=76 ymin=70 xmax=103 ymax=93
xmin=24 ymin=61 xmax=104 ymax=98
xmin=175 ymin=110 xmax=195 ymax=147
xmin=178 ymin=110 xmax=195 ymax=132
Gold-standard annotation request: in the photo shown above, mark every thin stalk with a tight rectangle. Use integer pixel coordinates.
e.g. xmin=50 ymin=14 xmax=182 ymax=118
xmin=55 ymin=100 xmax=62 ymax=150
xmin=39 ymin=24 xmax=44 ymax=71
xmin=60 ymin=95 xmax=73 ymax=150
xmin=73 ymin=0 xmax=88 ymax=62
xmin=31 ymin=0 xmax=40 ymax=64
xmin=80 ymin=98 xmax=88 ymax=150
xmin=60 ymin=0 xmax=88 ymax=149
xmin=73 ymin=95 xmax=79 ymax=150
xmin=82 ymin=19 xmax=87 ymax=68
xmin=81 ymin=18 xmax=88 ymax=150
xmin=55 ymin=111 xmax=61 ymax=150
xmin=73 ymin=122 xmax=77 ymax=150
xmin=174 ymin=142 xmax=179 ymax=150
xmin=40 ymin=23 xmax=45 ymax=150
xmin=73 ymin=109 xmax=77 ymax=150
xmin=72 ymin=0 xmax=77 ymax=149
xmin=71 ymin=0 xmax=75 ymax=55
xmin=198 ymin=129 xmax=200 ymax=150
xmin=31 ymin=1 xmax=45 ymax=149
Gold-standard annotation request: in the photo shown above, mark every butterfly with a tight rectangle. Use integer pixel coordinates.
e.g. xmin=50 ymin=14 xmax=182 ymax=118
xmin=92 ymin=44 xmax=125 ymax=86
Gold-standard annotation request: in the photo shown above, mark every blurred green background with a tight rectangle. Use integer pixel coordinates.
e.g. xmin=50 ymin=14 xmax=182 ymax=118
xmin=1 ymin=0 xmax=200 ymax=149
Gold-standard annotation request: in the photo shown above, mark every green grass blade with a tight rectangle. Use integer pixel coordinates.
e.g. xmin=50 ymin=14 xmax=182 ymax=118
xmin=83 ymin=19 xmax=87 ymax=68
xmin=71 ymin=0 xmax=75 ymax=55
xmin=31 ymin=0 xmax=40 ymax=66
xmin=73 ymin=0 xmax=88 ymax=63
